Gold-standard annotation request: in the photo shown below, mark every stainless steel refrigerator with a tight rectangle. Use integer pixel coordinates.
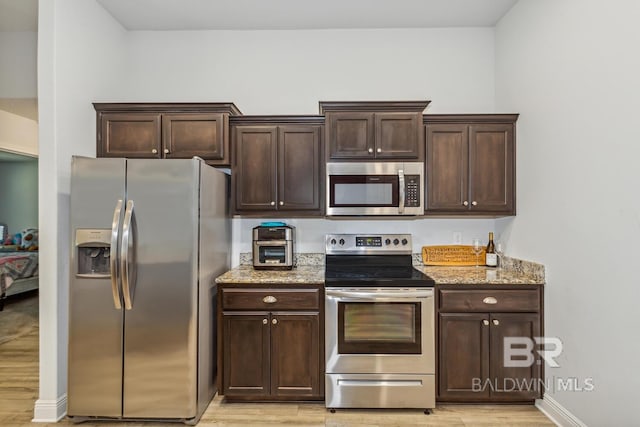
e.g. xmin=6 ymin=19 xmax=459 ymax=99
xmin=67 ymin=157 xmax=229 ymax=424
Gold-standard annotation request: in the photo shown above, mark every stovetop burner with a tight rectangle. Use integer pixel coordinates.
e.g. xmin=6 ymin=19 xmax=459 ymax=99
xmin=324 ymin=234 xmax=435 ymax=288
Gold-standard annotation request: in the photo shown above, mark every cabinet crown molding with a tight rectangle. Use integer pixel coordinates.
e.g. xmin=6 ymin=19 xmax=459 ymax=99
xmin=319 ymin=101 xmax=431 ymax=114
xmin=424 ymin=114 xmax=519 ymax=124
xmin=93 ymin=102 xmax=243 ymax=116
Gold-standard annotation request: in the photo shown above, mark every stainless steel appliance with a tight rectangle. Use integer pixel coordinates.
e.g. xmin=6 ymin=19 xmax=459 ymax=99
xmin=326 ymin=162 xmax=424 ymax=216
xmin=252 ymin=225 xmax=295 ymax=270
xmin=324 ymin=233 xmax=436 ymax=411
xmin=68 ymin=157 xmax=230 ymax=424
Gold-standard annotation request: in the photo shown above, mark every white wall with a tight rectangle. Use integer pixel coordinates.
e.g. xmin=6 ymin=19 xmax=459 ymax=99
xmin=0 ymin=160 xmax=38 ymax=233
xmin=0 ymin=31 xmax=37 ymax=97
xmin=495 ymin=0 xmax=640 ymax=425
xmin=36 ymin=0 xmax=127 ymax=421
xmin=121 ymin=28 xmax=496 ymax=114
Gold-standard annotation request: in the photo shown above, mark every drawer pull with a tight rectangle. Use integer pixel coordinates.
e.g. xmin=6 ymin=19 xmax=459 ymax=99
xmin=483 ymin=297 xmax=498 ymax=304
xmin=263 ymin=295 xmax=278 ymax=304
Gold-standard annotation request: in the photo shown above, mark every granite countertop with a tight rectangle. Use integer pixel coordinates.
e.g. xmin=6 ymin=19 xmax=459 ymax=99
xmin=215 ymin=264 xmax=544 ymax=286
xmin=215 ymin=265 xmax=324 ymax=285
xmin=414 ymin=265 xmax=544 ymax=285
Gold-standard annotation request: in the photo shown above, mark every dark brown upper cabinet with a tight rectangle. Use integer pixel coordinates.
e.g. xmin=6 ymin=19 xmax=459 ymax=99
xmin=425 ymin=115 xmax=518 ymax=216
xmin=231 ymin=117 xmax=324 ymax=216
xmin=94 ymin=103 xmax=242 ymax=166
xmin=320 ymin=101 xmax=430 ymax=161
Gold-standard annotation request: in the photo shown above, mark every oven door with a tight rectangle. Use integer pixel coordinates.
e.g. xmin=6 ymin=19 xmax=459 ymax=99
xmin=325 ymin=288 xmax=434 ymax=375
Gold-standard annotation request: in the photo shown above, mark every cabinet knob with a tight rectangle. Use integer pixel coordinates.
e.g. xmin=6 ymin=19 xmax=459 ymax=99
xmin=376 ymin=148 xmax=382 ymax=153
xmin=272 ymin=318 xmax=278 ymax=325
xmin=151 ymin=149 xmax=158 ymax=154
xmin=463 ymin=201 xmax=469 ymax=206
xmin=492 ymin=319 xmax=500 ymax=326
xmin=483 ymin=319 xmax=489 ymax=326
xmin=263 ymin=295 xmax=277 ymax=304
xmin=262 ymin=318 xmax=268 ymax=325
xmin=279 ymin=201 xmax=284 ymax=206
xmin=482 ymin=297 xmax=498 ymax=304
xmin=472 ymin=201 xmax=478 ymax=206
xmin=164 ymin=148 xmax=169 ymax=154
xmin=270 ymin=201 xmax=275 ymax=206
xmin=368 ymin=148 xmax=373 ymax=153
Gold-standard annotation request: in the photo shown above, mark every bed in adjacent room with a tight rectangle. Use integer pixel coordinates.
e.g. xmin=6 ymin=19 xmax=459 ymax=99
xmin=0 ymin=250 xmax=39 ymax=311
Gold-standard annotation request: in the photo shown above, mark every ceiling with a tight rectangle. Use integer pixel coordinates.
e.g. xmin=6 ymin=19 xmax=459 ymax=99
xmin=0 ymin=0 xmax=518 ymax=32
xmin=95 ymin=0 xmax=519 ymax=31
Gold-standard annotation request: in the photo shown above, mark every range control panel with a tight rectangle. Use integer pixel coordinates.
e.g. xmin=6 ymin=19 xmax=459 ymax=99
xmin=326 ymin=234 xmax=413 ymax=255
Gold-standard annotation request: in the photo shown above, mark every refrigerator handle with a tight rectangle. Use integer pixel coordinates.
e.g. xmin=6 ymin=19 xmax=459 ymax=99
xmin=110 ymin=199 xmax=123 ymax=310
xmin=121 ymin=200 xmax=136 ymax=310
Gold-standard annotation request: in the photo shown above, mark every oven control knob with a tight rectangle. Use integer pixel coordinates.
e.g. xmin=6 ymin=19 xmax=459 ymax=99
xmin=339 ymin=238 xmax=345 ymax=246
xmin=330 ymin=238 xmax=337 ymax=245
xmin=385 ymin=238 xmax=391 ymax=245
xmin=393 ymin=238 xmax=399 ymax=245
xmin=401 ymin=238 xmax=408 ymax=245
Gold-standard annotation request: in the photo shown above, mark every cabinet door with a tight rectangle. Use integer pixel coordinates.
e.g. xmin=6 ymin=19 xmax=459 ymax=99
xmin=489 ymin=313 xmax=541 ymax=401
xmin=98 ymin=113 xmax=161 ymax=158
xmin=223 ymin=313 xmax=270 ymax=397
xmin=327 ymin=112 xmax=375 ymax=159
xmin=469 ymin=124 xmax=515 ymax=214
xmin=270 ymin=312 xmax=320 ymax=397
xmin=278 ymin=126 xmax=322 ymax=212
xmin=426 ymin=124 xmax=469 ymax=211
xmin=375 ymin=112 xmax=422 ymax=159
xmin=234 ymin=126 xmax=278 ymax=211
xmin=439 ymin=313 xmax=490 ymax=401
xmin=162 ymin=113 xmax=228 ymax=163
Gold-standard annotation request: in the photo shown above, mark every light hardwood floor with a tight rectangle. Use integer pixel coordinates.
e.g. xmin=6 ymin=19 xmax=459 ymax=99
xmin=0 ymin=298 xmax=554 ymax=426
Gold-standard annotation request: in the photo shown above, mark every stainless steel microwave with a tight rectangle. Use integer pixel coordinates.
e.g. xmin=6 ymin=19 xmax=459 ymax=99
xmin=326 ymin=162 xmax=424 ymax=216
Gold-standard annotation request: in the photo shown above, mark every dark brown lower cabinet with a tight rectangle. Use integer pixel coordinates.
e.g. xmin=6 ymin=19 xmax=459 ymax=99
xmin=220 ymin=285 xmax=323 ymax=401
xmin=438 ymin=286 xmax=543 ymax=403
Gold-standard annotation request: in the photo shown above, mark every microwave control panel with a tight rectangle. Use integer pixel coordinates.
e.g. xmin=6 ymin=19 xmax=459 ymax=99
xmin=405 ymin=175 xmax=420 ymax=207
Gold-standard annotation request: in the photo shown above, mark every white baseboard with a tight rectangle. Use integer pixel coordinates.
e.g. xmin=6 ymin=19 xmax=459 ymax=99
xmin=536 ymin=395 xmax=587 ymax=427
xmin=32 ymin=393 xmax=67 ymax=422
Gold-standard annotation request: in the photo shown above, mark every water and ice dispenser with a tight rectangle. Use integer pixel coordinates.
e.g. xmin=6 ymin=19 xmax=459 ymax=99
xmin=75 ymin=229 xmax=112 ymax=277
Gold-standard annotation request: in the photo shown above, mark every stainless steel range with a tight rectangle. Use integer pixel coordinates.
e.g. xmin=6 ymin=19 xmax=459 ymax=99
xmin=324 ymin=234 xmax=436 ymax=412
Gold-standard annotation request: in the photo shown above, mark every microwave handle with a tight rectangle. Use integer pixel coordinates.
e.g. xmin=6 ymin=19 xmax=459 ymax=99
xmin=398 ymin=169 xmax=405 ymax=214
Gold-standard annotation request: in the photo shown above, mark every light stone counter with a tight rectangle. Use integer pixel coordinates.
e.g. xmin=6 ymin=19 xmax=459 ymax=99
xmin=215 ymin=265 xmax=324 ymax=285
xmin=215 ymin=256 xmax=544 ymax=286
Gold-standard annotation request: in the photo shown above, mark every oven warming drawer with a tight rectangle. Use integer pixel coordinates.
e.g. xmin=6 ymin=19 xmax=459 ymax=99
xmin=326 ymin=374 xmax=435 ymax=409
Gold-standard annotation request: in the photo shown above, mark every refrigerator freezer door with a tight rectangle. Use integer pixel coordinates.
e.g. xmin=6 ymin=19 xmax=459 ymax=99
xmin=68 ymin=157 xmax=126 ymax=417
xmin=122 ymin=159 xmax=200 ymax=419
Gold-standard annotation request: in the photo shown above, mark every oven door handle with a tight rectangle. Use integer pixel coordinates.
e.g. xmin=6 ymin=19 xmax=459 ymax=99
xmin=325 ymin=289 xmax=433 ymax=299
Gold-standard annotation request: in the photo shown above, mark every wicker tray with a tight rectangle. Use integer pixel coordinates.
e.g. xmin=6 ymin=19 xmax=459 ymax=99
xmin=422 ymin=245 xmax=486 ymax=266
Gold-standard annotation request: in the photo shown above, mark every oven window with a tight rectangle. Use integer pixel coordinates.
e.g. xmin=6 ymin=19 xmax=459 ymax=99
xmin=338 ymin=302 xmax=421 ymax=354
xmin=330 ymin=175 xmax=398 ymax=207
xmin=259 ymin=246 xmax=285 ymax=264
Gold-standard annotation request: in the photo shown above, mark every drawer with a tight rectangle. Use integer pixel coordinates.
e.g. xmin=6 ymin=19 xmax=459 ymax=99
xmin=439 ymin=289 xmax=540 ymax=312
xmin=222 ymin=288 xmax=320 ymax=311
